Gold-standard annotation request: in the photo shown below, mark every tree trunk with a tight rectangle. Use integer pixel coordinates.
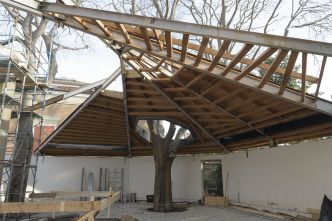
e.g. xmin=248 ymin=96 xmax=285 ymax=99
xmin=152 ymin=141 xmax=174 ymax=212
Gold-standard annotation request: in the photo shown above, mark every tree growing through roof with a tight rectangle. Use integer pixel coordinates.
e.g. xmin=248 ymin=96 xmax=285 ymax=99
xmin=136 ymin=119 xmax=192 ymax=211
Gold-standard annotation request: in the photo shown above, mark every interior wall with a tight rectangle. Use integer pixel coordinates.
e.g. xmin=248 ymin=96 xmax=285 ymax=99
xmin=223 ymin=139 xmax=332 ymax=214
xmin=28 ymin=138 xmax=332 ymax=215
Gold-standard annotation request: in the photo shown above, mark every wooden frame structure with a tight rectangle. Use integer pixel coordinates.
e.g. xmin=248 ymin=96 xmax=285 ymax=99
xmin=0 ymin=188 xmax=121 ymax=220
xmin=2 ymin=0 xmax=332 ymax=157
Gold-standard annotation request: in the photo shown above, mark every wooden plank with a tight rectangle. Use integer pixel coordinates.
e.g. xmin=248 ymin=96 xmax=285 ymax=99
xmin=213 ymin=88 xmax=247 ymax=104
xmin=278 ymin=51 xmax=299 ymax=95
xmin=0 ymin=201 xmax=101 ymax=213
xmin=153 ymin=29 xmax=163 ymax=50
xmin=194 ymin=37 xmax=209 ymax=67
xmin=222 ymin=44 xmax=254 ymax=76
xmin=186 ymin=73 xmax=205 ymax=88
xmin=258 ymin=49 xmax=289 ymax=88
xmin=187 ymin=119 xmax=205 ymax=144
xmin=29 ymin=192 xmax=56 ymax=199
xmin=155 ymin=59 xmax=165 ymax=69
xmin=95 ymin=20 xmax=112 ymax=37
xmin=236 ymin=47 xmax=278 ymax=80
xmin=165 ymin=31 xmax=173 ymax=57
xmin=208 ymin=40 xmax=231 ymax=71
xmin=301 ymin=53 xmax=307 ymax=102
xmin=100 ymin=191 xmax=121 ymax=210
xmin=53 ymin=191 xmax=111 ymax=199
xmin=200 ymin=81 xmax=224 ymax=96
xmin=139 ymin=67 xmax=160 ymax=72
xmin=73 ymin=17 xmax=90 ymax=29
xmin=314 ymin=56 xmax=327 ymax=100
xmin=181 ymin=34 xmax=189 ymax=62
xmin=115 ymin=23 xmax=132 ymax=43
xmin=139 ymin=27 xmax=152 ymax=51
xmin=128 ymin=112 xmax=183 ymax=117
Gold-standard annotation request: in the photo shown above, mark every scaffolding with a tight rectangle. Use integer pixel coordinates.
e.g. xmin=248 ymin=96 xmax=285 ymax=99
xmin=0 ymin=14 xmax=51 ymax=212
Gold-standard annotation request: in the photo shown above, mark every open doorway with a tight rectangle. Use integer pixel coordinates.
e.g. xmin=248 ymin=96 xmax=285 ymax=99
xmin=202 ymin=160 xmax=223 ymax=201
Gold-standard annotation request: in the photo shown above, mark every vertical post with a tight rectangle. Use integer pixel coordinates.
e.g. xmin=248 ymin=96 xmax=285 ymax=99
xmin=120 ymin=57 xmax=132 ymax=157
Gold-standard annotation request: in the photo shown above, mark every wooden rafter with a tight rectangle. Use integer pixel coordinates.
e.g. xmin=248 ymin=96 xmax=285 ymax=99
xmin=278 ymin=51 xmax=299 ymax=95
xmin=115 ymin=23 xmax=132 ymax=43
xmin=139 ymin=27 xmax=152 ymax=51
xmin=236 ymin=47 xmax=278 ymax=80
xmin=208 ymin=40 xmax=231 ymax=71
xmin=95 ymin=20 xmax=112 ymax=37
xmin=315 ymin=56 xmax=327 ymax=100
xmin=258 ymin=49 xmax=289 ymax=88
xmin=222 ymin=44 xmax=254 ymax=76
xmin=301 ymin=53 xmax=307 ymax=102
xmin=165 ymin=31 xmax=173 ymax=57
xmin=153 ymin=29 xmax=163 ymax=50
xmin=194 ymin=37 xmax=209 ymax=67
xmin=181 ymin=34 xmax=189 ymax=62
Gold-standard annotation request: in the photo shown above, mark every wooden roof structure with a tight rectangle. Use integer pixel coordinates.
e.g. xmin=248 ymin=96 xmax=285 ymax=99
xmin=3 ymin=0 xmax=332 ymax=157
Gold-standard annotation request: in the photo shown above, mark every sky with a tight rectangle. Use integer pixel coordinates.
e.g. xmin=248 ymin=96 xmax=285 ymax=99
xmin=55 ymin=33 xmax=332 ymax=101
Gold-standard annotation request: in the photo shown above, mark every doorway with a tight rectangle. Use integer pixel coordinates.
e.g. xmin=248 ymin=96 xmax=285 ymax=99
xmin=202 ymin=160 xmax=223 ymax=201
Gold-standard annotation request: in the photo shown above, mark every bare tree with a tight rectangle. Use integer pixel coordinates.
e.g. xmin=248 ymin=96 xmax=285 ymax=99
xmin=147 ymin=120 xmax=188 ymax=211
xmin=1 ymin=6 xmax=89 ymax=86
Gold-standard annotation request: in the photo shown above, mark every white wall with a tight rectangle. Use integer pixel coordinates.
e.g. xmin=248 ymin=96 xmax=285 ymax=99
xmin=223 ymin=139 xmax=332 ymax=214
xmin=27 ymin=138 xmax=332 ymax=215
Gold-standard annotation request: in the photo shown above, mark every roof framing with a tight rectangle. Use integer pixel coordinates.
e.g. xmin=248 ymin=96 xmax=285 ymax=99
xmin=3 ymin=0 xmax=332 ymax=157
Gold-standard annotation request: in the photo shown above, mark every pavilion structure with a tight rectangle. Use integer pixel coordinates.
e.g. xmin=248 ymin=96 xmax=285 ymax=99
xmin=2 ymin=0 xmax=332 ymax=158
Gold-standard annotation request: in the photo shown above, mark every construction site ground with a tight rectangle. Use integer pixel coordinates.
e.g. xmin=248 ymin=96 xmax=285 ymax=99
xmin=22 ymin=202 xmax=275 ymax=221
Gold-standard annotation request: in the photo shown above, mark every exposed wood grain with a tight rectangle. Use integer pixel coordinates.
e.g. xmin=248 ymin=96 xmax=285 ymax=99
xmin=209 ymin=40 xmax=231 ymax=71
xmin=165 ymin=31 xmax=173 ymax=57
xmin=315 ymin=56 xmax=327 ymax=100
xmin=194 ymin=37 xmax=209 ymax=67
xmin=236 ymin=47 xmax=278 ymax=80
xmin=181 ymin=34 xmax=190 ymax=62
xmin=301 ymin=53 xmax=307 ymax=102
xmin=115 ymin=23 xmax=132 ymax=43
xmin=222 ymin=44 xmax=254 ymax=76
xmin=278 ymin=51 xmax=299 ymax=95
xmin=139 ymin=27 xmax=152 ymax=51
xmin=258 ymin=50 xmax=289 ymax=88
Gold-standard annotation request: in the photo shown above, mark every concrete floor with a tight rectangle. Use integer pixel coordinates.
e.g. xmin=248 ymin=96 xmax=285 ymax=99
xmin=23 ymin=202 xmax=281 ymax=221
xmin=95 ymin=203 xmax=274 ymax=221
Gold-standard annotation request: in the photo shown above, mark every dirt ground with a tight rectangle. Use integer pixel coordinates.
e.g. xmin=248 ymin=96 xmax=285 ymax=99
xmin=26 ymin=202 xmax=277 ymax=221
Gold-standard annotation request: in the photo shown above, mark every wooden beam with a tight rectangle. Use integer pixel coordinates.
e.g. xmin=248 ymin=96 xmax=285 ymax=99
xmin=73 ymin=16 xmax=90 ymax=29
xmin=53 ymin=191 xmax=111 ymax=199
xmin=128 ymin=112 xmax=183 ymax=117
xmin=186 ymin=73 xmax=205 ymax=88
xmin=115 ymin=23 xmax=132 ymax=43
xmin=165 ymin=31 xmax=173 ymax=57
xmin=301 ymin=53 xmax=307 ymax=102
xmin=101 ymin=191 xmax=121 ymax=210
xmin=181 ymin=34 xmax=189 ymax=62
xmin=153 ymin=29 xmax=163 ymax=50
xmin=258 ymin=50 xmax=289 ymax=88
xmin=208 ymin=40 xmax=231 ymax=71
xmin=0 ymin=201 xmax=101 ymax=213
xmin=139 ymin=27 xmax=152 ymax=51
xmin=222 ymin=44 xmax=254 ymax=76
xmin=95 ymin=20 xmax=112 ymax=37
xmin=194 ymin=37 xmax=209 ymax=67
xmin=278 ymin=51 xmax=299 ymax=95
xmin=315 ymin=56 xmax=327 ymax=100
xmin=187 ymin=118 xmax=205 ymax=144
xmin=236 ymin=47 xmax=278 ymax=80
xmin=213 ymin=88 xmax=246 ymax=104
xmin=139 ymin=67 xmax=160 ymax=72
xmin=155 ymin=59 xmax=165 ymax=69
